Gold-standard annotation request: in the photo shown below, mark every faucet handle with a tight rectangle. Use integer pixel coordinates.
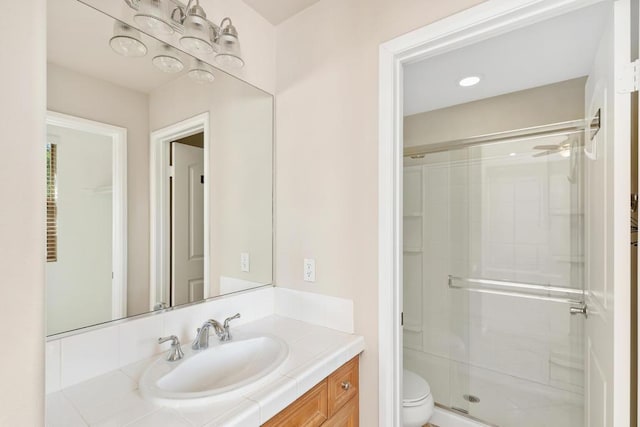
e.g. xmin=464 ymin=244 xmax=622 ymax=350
xmin=158 ymin=335 xmax=184 ymax=362
xmin=223 ymin=313 xmax=241 ymax=329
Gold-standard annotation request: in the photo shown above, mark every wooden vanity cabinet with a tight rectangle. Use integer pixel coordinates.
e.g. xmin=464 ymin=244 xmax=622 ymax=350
xmin=262 ymin=356 xmax=359 ymax=427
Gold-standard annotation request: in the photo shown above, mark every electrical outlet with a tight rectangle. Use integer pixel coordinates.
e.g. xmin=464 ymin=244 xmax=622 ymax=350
xmin=303 ymin=258 xmax=316 ymax=282
xmin=240 ymin=253 xmax=250 ymax=272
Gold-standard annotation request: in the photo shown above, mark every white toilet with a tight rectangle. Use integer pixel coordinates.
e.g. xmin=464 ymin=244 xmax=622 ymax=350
xmin=403 ymin=369 xmax=434 ymax=427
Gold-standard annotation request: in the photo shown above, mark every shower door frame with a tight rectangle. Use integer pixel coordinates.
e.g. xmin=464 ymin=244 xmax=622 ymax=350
xmin=377 ymin=0 xmax=631 ymax=425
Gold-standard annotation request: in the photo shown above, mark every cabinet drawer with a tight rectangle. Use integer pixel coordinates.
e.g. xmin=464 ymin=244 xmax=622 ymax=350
xmin=327 ymin=357 xmax=359 ymax=417
xmin=323 ymin=396 xmax=358 ymax=427
xmin=262 ymin=380 xmax=328 ymax=427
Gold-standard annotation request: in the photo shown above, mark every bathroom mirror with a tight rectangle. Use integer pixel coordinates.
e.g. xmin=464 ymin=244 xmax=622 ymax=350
xmin=46 ymin=0 xmax=273 ymax=336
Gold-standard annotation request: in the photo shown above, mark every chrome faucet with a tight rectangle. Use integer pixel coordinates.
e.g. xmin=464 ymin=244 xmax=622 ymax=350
xmin=192 ymin=319 xmax=225 ymax=350
xmin=191 ymin=313 xmax=241 ymax=350
xmin=158 ymin=335 xmax=184 ymax=362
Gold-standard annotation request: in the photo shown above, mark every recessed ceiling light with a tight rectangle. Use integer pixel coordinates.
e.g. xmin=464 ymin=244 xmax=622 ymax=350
xmin=509 ymin=152 xmax=516 ymax=157
xmin=458 ymin=76 xmax=481 ymax=87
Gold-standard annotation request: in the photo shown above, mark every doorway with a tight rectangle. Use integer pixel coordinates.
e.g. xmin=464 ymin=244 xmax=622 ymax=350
xmin=150 ymin=113 xmax=210 ymax=311
xmin=45 ymin=111 xmax=127 ymax=334
xmin=170 ymin=133 xmax=205 ymax=306
xmin=378 ymin=0 xmax=633 ymax=426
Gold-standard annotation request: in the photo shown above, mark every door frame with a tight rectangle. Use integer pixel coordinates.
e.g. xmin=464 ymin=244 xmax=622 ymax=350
xmin=149 ymin=113 xmax=210 ymax=310
xmin=377 ymin=0 xmax=629 ymax=425
xmin=46 ymin=110 xmax=128 ymax=319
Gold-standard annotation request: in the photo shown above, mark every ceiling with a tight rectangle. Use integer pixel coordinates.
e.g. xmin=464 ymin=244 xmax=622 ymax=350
xmin=241 ymin=0 xmax=322 ymax=25
xmin=403 ymin=2 xmax=609 ymax=116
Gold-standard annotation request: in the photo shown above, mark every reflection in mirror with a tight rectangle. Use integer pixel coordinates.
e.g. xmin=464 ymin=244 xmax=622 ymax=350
xmin=46 ymin=0 xmax=273 ymax=336
xmin=46 ymin=113 xmax=128 ymax=335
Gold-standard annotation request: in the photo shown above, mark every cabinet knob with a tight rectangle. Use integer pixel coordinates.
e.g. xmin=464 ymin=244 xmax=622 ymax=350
xmin=341 ymin=381 xmax=351 ymax=390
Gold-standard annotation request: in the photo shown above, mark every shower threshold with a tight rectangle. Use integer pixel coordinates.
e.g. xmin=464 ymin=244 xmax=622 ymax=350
xmin=430 ymin=403 xmax=497 ymax=427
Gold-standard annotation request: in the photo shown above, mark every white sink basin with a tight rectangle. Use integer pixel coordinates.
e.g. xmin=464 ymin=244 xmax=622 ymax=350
xmin=139 ymin=334 xmax=289 ymax=407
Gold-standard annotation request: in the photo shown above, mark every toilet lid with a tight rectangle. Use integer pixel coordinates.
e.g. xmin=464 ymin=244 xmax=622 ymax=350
xmin=403 ymin=369 xmax=431 ymax=405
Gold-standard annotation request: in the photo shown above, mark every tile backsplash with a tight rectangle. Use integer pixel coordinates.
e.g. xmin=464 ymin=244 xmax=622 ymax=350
xmin=46 ymin=286 xmax=354 ymax=393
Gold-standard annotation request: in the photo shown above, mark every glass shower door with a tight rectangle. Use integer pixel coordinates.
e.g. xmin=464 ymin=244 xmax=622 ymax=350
xmin=445 ymin=132 xmax=586 ymax=427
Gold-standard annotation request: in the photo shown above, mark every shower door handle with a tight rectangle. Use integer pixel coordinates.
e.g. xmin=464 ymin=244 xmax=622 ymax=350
xmin=569 ymin=304 xmax=588 ymax=318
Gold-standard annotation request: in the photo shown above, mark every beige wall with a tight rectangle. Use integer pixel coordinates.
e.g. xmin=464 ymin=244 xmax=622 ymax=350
xmin=404 ymin=77 xmax=587 ymax=147
xmin=149 ymin=74 xmax=273 ymax=296
xmin=47 ymin=63 xmax=151 ymax=317
xmin=0 ymin=0 xmax=45 ymax=424
xmin=274 ymin=0 xmax=485 ymax=423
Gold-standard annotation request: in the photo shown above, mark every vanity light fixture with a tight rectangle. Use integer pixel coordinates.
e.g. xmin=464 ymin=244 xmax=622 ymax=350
xmin=110 ymin=21 xmax=148 ymax=57
xmin=180 ymin=1 xmax=214 ymax=54
xmin=188 ymin=59 xmax=215 ymax=84
xmin=458 ymin=75 xmax=481 ymax=87
xmin=215 ymin=18 xmax=244 ymax=68
xmin=123 ymin=0 xmax=245 ymax=68
xmin=152 ymin=45 xmax=184 ymax=73
xmin=134 ymin=0 xmax=175 ymax=36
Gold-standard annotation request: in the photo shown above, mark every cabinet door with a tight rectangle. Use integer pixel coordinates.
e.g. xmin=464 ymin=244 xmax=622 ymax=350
xmin=327 ymin=358 xmax=359 ymax=417
xmin=262 ymin=381 xmax=328 ymax=427
xmin=323 ymin=397 xmax=358 ymax=427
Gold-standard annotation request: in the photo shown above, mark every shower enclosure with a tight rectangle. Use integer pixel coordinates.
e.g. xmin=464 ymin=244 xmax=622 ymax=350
xmin=403 ymin=119 xmax=595 ymax=427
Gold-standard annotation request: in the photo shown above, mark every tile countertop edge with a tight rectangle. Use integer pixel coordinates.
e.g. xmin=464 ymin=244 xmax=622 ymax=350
xmin=46 ymin=316 xmax=365 ymax=427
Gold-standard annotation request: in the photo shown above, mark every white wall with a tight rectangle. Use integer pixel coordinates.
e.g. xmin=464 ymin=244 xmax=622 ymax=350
xmin=47 ymin=63 xmax=151 ymax=317
xmin=149 ymin=73 xmax=273 ymax=296
xmin=0 ymin=0 xmax=45 ymax=424
xmin=274 ymin=0 xmax=485 ymax=423
xmin=46 ymin=125 xmax=113 ymax=335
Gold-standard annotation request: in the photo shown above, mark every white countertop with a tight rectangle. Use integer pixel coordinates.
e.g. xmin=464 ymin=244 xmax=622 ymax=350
xmin=46 ymin=315 xmax=365 ymax=427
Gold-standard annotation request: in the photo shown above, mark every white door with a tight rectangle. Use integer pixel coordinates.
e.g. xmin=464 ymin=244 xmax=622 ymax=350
xmin=583 ymin=1 xmax=632 ymax=425
xmin=171 ymin=142 xmax=205 ymax=306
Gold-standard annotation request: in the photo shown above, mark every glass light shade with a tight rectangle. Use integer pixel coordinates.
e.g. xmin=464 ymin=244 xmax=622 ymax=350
xmin=152 ymin=54 xmax=184 ymax=73
xmin=215 ymin=19 xmax=243 ymax=68
xmin=109 ymin=22 xmax=147 ymax=57
xmin=215 ymin=40 xmax=244 ymax=68
xmin=188 ymin=60 xmax=215 ymax=84
xmin=180 ymin=14 xmax=214 ymax=54
xmin=134 ymin=0 xmax=174 ymax=36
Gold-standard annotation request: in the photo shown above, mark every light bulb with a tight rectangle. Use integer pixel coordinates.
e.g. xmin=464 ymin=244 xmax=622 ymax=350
xmin=458 ymin=76 xmax=481 ymax=87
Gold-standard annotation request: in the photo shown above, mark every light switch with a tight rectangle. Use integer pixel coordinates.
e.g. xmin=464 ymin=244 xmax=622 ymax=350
xmin=303 ymin=258 xmax=316 ymax=282
xmin=240 ymin=253 xmax=250 ymax=272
